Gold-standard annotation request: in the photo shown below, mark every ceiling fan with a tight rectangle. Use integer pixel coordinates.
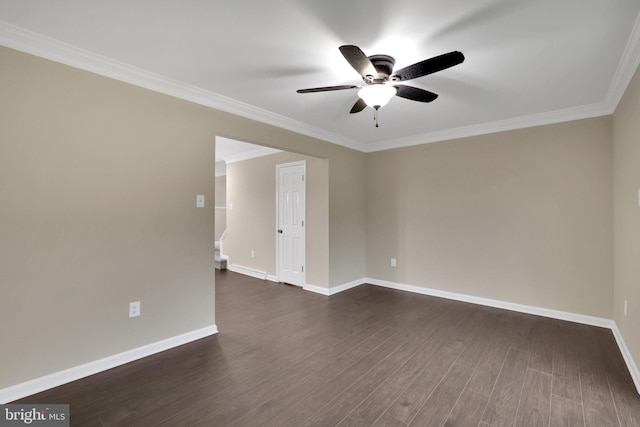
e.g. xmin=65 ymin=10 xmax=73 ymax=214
xmin=297 ymin=45 xmax=465 ymax=127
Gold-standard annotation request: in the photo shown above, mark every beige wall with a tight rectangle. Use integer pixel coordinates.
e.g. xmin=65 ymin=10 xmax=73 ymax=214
xmin=0 ymin=46 xmax=217 ymax=388
xmin=214 ymin=175 xmax=226 ymax=241
xmin=613 ymin=65 xmax=640 ymax=373
xmin=329 ymin=150 xmax=367 ymax=286
xmin=0 ymin=46 xmax=366 ymax=389
xmin=366 ymin=117 xmax=613 ymax=318
xmin=225 ymin=152 xmax=329 ymax=287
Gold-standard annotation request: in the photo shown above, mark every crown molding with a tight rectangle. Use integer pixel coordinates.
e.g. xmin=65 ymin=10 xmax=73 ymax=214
xmin=605 ymin=11 xmax=640 ymax=112
xmin=2 ymin=17 xmax=639 ymax=154
xmin=0 ymin=20 xmax=367 ymax=152
xmin=361 ymin=11 xmax=640 ymax=153
xmin=362 ymin=102 xmax=611 ymax=152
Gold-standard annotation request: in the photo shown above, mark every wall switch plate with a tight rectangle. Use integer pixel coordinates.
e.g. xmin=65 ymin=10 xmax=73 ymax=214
xmin=129 ymin=301 xmax=141 ymax=318
xmin=391 ymin=258 xmax=397 ymax=267
xmin=251 ymin=250 xmax=255 ymax=258
xmin=624 ymin=300 xmax=628 ymax=317
xmin=196 ymin=195 xmax=205 ymax=208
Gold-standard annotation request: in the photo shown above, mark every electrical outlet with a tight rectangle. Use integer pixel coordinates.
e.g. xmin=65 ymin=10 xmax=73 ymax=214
xmin=391 ymin=258 xmax=397 ymax=267
xmin=129 ymin=301 xmax=141 ymax=318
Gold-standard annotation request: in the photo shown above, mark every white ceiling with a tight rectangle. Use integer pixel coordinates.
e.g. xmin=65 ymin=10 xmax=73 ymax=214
xmin=215 ymin=137 xmax=282 ymax=176
xmin=1 ymin=1 xmax=640 ymax=152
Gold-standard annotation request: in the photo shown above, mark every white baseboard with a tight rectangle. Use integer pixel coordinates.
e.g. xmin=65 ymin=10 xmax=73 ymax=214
xmin=302 ymin=284 xmax=330 ymax=295
xmin=228 ymin=264 xmax=268 ymax=280
xmin=303 ymin=278 xmax=365 ymax=296
xmin=227 ymin=264 xmax=278 ymax=283
xmin=611 ymin=324 xmax=640 ymax=395
xmin=365 ymin=278 xmax=613 ymax=328
xmin=0 ymin=325 xmax=218 ymax=404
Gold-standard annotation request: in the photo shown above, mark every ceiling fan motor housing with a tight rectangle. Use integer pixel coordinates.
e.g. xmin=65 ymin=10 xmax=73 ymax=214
xmin=367 ymin=54 xmax=395 ymax=83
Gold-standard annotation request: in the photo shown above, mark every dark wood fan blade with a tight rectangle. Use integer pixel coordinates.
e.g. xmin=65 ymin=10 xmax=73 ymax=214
xmin=391 ymin=51 xmax=464 ymax=82
xmin=350 ymin=98 xmax=367 ymax=114
xmin=339 ymin=45 xmax=377 ymax=78
xmin=297 ymin=85 xmax=359 ymax=93
xmin=395 ymin=85 xmax=439 ymax=102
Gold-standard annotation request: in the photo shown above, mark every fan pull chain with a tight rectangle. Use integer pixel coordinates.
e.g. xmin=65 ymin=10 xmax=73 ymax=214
xmin=374 ymin=106 xmax=380 ymax=128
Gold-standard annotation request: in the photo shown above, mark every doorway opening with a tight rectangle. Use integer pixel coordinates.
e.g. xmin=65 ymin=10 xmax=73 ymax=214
xmin=214 ymin=136 xmax=327 ymax=289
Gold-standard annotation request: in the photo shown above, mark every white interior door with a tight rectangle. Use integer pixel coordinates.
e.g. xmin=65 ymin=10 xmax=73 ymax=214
xmin=277 ymin=161 xmax=305 ymax=286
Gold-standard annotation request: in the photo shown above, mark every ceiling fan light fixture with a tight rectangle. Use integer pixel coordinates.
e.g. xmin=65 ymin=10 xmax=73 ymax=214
xmin=358 ymin=84 xmax=397 ymax=109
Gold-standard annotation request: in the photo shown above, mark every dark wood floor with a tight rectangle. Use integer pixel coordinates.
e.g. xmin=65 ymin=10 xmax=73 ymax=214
xmin=17 ymin=270 xmax=640 ymax=426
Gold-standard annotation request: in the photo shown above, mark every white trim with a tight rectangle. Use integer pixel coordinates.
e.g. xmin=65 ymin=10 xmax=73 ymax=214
xmin=303 ymin=278 xmax=365 ymax=296
xmin=611 ymin=324 xmax=640 ymax=395
xmin=226 ymin=263 xmax=277 ymax=283
xmin=365 ymin=278 xmax=612 ymax=328
xmin=228 ymin=263 xmax=269 ymax=280
xmin=218 ymin=229 xmax=227 ymax=260
xmin=0 ymin=325 xmax=218 ymax=404
xmin=215 ymin=206 xmax=226 ymax=211
xmin=327 ymin=278 xmax=366 ymax=295
xmin=363 ymin=103 xmax=610 ymax=153
xmin=0 ymin=21 xmax=365 ymax=153
xmin=606 ymin=11 xmax=640 ymax=111
xmin=302 ymin=284 xmax=330 ymax=296
xmin=2 ymin=19 xmax=640 ymax=154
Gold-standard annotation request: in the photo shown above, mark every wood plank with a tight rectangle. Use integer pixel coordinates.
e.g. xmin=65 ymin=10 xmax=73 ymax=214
xmin=466 ymin=318 xmax=517 ymax=397
xmin=580 ymin=353 xmax=621 ymax=427
xmin=594 ymin=328 xmax=640 ymax=427
xmin=479 ymin=348 xmax=530 ymax=427
xmin=527 ymin=317 xmax=555 ymax=374
xmin=456 ymin=311 xmax=499 ymax=369
xmin=407 ymin=362 xmax=474 ymax=426
xmin=551 ymin=321 xmax=582 ymax=402
xmin=550 ymin=395 xmax=585 ymax=427
xmin=382 ymin=339 xmax=466 ymax=424
xmin=513 ymin=368 xmax=551 ymax=427
xmin=445 ymin=388 xmax=489 ymax=426
xmin=373 ymin=412 xmax=409 ymax=427
xmin=302 ymin=359 xmax=402 ymax=427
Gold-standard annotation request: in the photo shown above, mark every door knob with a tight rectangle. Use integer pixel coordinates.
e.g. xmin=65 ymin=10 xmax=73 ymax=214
xmin=277 ymin=229 xmax=283 ymax=233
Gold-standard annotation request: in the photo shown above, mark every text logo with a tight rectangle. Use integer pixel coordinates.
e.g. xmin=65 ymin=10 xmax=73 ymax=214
xmin=0 ymin=405 xmax=69 ymax=426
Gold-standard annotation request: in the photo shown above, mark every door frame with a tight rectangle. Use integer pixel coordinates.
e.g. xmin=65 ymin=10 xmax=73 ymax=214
xmin=275 ymin=160 xmax=306 ymax=286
